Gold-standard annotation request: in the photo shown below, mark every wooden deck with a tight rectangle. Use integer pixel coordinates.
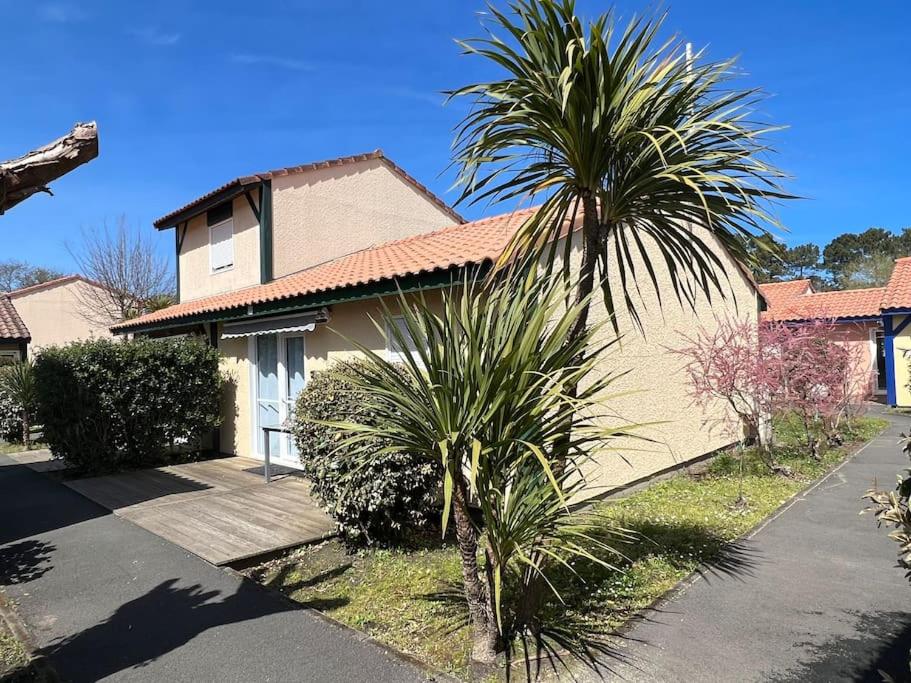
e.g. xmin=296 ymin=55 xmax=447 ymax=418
xmin=63 ymin=457 xmax=335 ymax=565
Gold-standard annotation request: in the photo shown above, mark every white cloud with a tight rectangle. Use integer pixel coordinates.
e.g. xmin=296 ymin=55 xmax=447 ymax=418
xmin=230 ymin=53 xmax=315 ymax=72
xmin=130 ymin=27 xmax=181 ymax=46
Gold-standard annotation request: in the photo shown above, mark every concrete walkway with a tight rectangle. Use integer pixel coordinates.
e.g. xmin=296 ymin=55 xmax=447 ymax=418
xmin=0 ymin=455 xmax=431 ymax=682
xmin=591 ymin=408 xmax=911 ymax=682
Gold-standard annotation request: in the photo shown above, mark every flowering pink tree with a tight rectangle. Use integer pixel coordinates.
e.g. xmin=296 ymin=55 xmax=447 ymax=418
xmin=676 ymin=317 xmax=778 ymax=454
xmin=763 ymin=318 xmax=870 ymax=455
xmin=678 ymin=316 xmax=873 ymax=471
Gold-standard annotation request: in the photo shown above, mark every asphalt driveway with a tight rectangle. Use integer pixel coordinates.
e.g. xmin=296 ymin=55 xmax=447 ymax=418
xmin=590 ymin=407 xmax=911 ymax=682
xmin=0 ymin=455 xmax=431 ymax=682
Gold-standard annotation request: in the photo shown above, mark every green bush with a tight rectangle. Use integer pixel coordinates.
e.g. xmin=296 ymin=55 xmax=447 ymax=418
xmin=0 ymin=387 xmax=22 ymax=443
xmin=290 ymin=360 xmax=440 ymax=545
xmin=34 ymin=337 xmax=222 ymax=474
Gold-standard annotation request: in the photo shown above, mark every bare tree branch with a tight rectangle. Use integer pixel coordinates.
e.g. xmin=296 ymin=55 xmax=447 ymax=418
xmin=0 ymin=122 xmax=99 ymax=214
xmin=67 ymin=217 xmax=173 ymax=327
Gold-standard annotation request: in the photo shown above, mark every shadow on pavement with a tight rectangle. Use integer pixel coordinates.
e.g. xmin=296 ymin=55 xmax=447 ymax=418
xmin=39 ymin=578 xmax=297 ymax=683
xmin=768 ymin=609 xmax=911 ymax=682
xmin=0 ymin=462 xmax=108 ymax=546
xmin=0 ymin=539 xmax=55 ymax=585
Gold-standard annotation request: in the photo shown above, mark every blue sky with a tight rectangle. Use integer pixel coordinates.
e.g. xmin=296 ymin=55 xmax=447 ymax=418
xmin=1 ymin=0 xmax=909 ymax=274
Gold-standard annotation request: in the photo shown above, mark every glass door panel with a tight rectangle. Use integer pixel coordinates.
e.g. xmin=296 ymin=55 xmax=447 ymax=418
xmin=256 ymin=335 xmax=282 ymax=457
xmin=284 ymin=336 xmax=306 ymax=458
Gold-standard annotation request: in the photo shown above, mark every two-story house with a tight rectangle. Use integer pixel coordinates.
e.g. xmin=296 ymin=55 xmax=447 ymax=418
xmin=113 ymin=150 xmax=765 ymax=498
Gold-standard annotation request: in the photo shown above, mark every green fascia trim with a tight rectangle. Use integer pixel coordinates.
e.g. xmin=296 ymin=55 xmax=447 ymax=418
xmin=259 ymin=180 xmax=273 ymax=284
xmin=116 ymin=265 xmax=488 ymax=336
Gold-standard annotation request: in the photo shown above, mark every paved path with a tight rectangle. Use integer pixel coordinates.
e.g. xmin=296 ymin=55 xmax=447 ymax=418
xmin=0 ymin=455 xmax=431 ymax=682
xmin=590 ymin=408 xmax=911 ymax=682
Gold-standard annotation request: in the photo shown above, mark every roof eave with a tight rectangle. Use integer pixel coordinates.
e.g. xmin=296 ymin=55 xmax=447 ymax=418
xmin=111 ymin=265 xmax=486 ymax=335
xmin=153 ymin=179 xmax=262 ymax=230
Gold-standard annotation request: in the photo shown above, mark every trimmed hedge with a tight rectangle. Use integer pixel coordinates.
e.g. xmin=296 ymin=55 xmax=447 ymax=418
xmin=34 ymin=337 xmax=222 ymax=474
xmin=291 ymin=360 xmax=440 ymax=545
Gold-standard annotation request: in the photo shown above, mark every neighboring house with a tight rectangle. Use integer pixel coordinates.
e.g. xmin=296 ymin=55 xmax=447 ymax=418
xmin=759 ymin=256 xmax=911 ymax=407
xmin=112 ymin=151 xmax=765 ymax=497
xmin=0 ymin=296 xmax=30 ymax=364
xmin=7 ymin=275 xmax=114 ymax=357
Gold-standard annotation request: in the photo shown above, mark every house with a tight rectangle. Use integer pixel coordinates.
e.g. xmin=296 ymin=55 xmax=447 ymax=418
xmin=6 ymin=275 xmax=114 ymax=357
xmin=759 ymin=256 xmax=911 ymax=407
xmin=0 ymin=296 xmax=30 ymax=364
xmin=112 ymin=151 xmax=765 ymax=496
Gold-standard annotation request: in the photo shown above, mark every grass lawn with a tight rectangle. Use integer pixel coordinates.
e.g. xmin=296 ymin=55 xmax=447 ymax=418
xmin=0 ymin=442 xmax=44 ymax=456
xmin=250 ymin=414 xmax=888 ymax=679
xmin=0 ymin=617 xmax=31 ymax=681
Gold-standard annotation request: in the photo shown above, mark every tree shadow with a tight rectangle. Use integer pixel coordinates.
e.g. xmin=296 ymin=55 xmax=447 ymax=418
xmin=421 ymin=517 xmax=760 ymax=681
xmin=766 ymin=609 xmax=911 ymax=682
xmin=264 ymin=562 xmax=353 ymax=594
xmin=0 ymin=539 xmax=55 ymax=585
xmin=38 ymin=578 xmax=297 ymax=682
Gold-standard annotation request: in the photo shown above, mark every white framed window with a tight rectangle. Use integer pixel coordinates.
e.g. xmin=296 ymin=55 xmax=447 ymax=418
xmin=386 ymin=316 xmax=424 ymax=366
xmin=209 ymin=218 xmax=234 ymax=273
xmin=0 ymin=351 xmax=19 ymax=366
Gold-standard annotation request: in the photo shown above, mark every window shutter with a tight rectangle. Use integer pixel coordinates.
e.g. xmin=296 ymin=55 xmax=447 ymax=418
xmin=210 ymin=220 xmax=234 ymax=271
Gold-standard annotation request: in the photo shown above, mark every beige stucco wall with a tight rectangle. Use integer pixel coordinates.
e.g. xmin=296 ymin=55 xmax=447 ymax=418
xmin=178 ymin=194 xmax=261 ymax=301
xmin=215 ymin=229 xmax=758 ymax=498
xmin=10 ymin=280 xmax=113 ymax=356
xmin=215 ymin=293 xmax=439 ymax=459
xmin=572 ymin=229 xmax=760 ymax=497
xmin=270 ymin=159 xmax=456 ymax=278
xmin=217 ymin=334 xmax=252 ymax=456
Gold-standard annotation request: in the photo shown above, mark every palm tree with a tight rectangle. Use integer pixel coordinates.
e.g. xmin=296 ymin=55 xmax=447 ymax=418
xmin=0 ymin=361 xmax=38 ymax=447
xmin=450 ymin=0 xmax=791 ymax=338
xmin=329 ymin=262 xmax=632 ymax=665
xmin=450 ymin=0 xmax=792 ymax=636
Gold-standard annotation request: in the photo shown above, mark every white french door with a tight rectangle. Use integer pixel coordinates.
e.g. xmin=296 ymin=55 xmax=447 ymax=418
xmin=253 ymin=333 xmax=306 ymax=464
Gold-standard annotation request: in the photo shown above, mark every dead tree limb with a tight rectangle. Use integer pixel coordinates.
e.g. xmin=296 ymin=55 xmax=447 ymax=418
xmin=0 ymin=121 xmax=99 ymax=215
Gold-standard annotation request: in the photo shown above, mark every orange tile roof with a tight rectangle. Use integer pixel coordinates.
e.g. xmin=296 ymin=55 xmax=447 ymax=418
xmin=113 ymin=208 xmax=537 ymax=332
xmin=881 ymin=257 xmax=911 ymax=310
xmin=760 ymin=281 xmax=885 ymax=322
xmin=0 ymin=296 xmax=29 ymax=341
xmin=756 ymin=279 xmax=812 ymax=313
xmin=153 ymin=150 xmax=463 ymax=229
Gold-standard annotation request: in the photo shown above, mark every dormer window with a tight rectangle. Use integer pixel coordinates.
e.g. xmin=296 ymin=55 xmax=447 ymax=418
xmin=208 ymin=202 xmax=234 ymax=273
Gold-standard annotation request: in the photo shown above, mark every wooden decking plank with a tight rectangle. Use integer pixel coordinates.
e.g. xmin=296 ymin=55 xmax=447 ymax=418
xmin=208 ymin=493 xmax=333 ymax=538
xmin=63 ymin=455 xmax=336 ymax=565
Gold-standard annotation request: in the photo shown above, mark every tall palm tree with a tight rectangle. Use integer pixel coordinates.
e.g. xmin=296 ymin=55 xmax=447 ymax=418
xmin=450 ymin=0 xmax=792 ymax=337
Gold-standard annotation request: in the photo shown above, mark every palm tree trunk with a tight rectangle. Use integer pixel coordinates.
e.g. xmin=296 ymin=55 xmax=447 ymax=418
xmin=519 ymin=194 xmax=603 ymax=632
xmin=451 ymin=478 xmax=499 ymax=664
xmin=566 ymin=193 xmax=602 ymax=348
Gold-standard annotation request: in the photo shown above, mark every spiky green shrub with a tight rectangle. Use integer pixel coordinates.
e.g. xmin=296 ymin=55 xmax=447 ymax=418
xmin=290 ymin=360 xmax=440 ymax=545
xmin=34 ymin=338 xmax=222 ymax=473
xmin=327 ymin=262 xmax=633 ymax=665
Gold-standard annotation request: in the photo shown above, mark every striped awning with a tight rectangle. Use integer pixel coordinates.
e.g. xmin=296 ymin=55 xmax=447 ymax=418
xmin=221 ymin=309 xmax=329 ymax=339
